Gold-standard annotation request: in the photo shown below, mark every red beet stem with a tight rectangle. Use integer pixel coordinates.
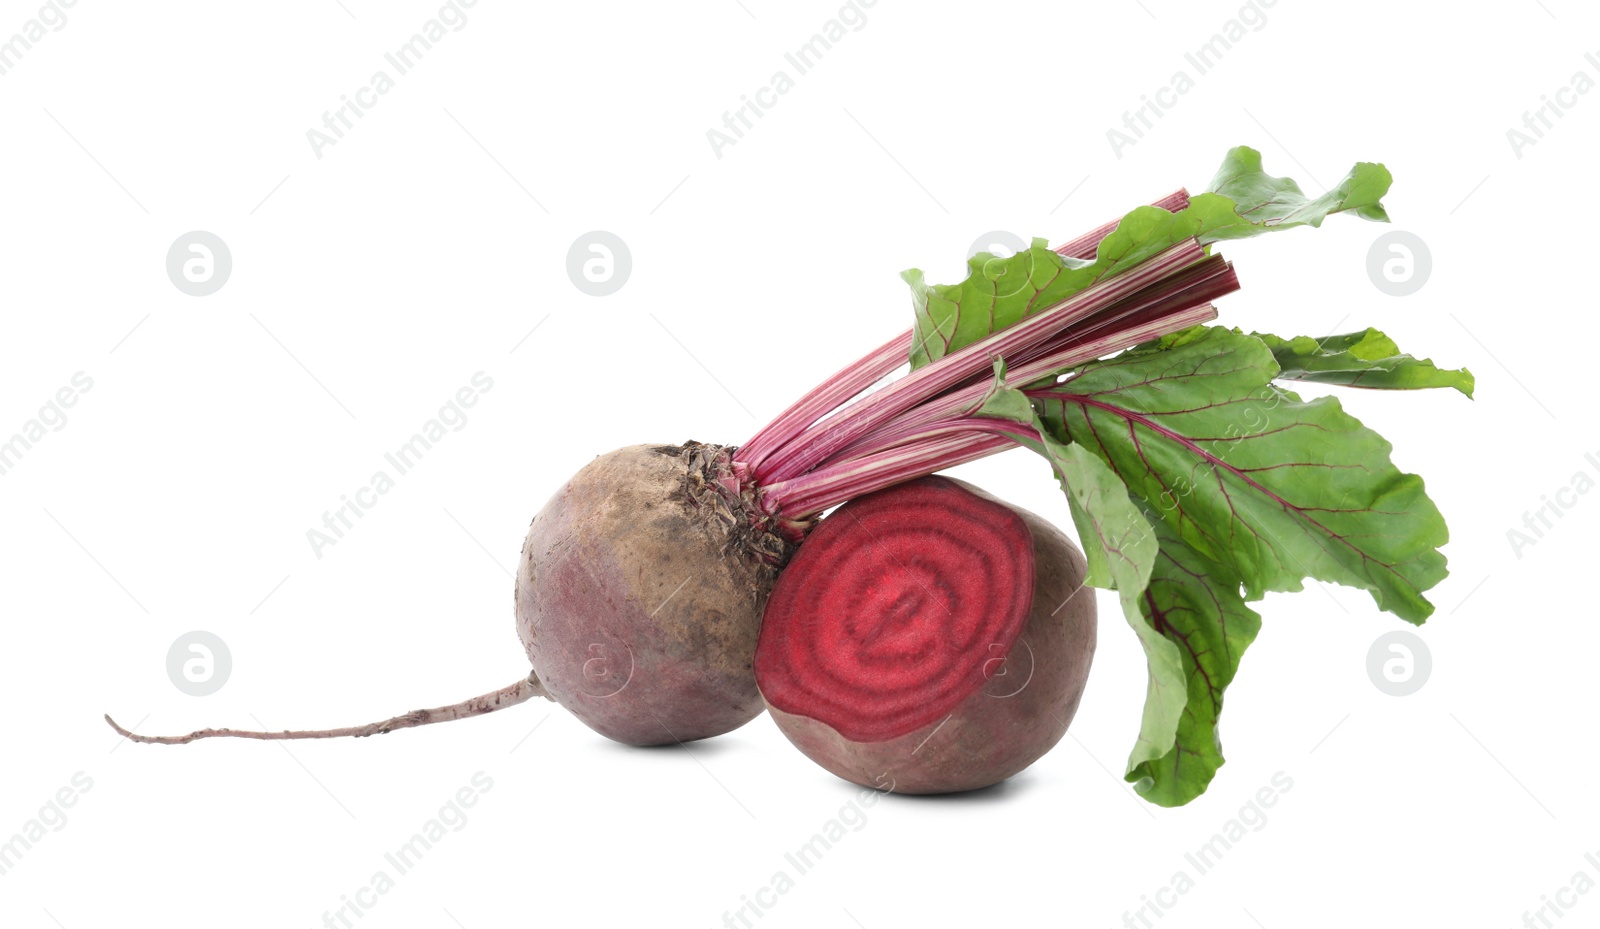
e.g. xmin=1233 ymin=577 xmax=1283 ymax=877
xmin=761 ymin=301 xmax=1221 ymax=517
xmin=731 ymin=186 xmax=1232 ymax=526
xmin=754 ymin=239 xmax=1209 ymax=485
xmin=1055 ymin=188 xmax=1190 ymax=260
xmin=817 ymin=260 xmax=1237 ymax=459
xmin=764 ymin=431 xmax=1023 ymax=518
xmin=735 ymin=333 xmax=907 ymax=477
xmin=734 ymin=189 xmax=1192 ymax=479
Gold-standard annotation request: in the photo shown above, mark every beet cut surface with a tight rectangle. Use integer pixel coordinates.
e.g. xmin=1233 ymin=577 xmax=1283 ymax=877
xmin=755 ymin=477 xmax=1035 ymax=742
xmin=756 ymin=477 xmax=1096 ymax=793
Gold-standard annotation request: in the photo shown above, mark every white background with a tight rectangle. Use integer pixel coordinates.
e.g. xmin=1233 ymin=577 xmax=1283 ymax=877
xmin=1 ymin=1 xmax=1594 ymax=927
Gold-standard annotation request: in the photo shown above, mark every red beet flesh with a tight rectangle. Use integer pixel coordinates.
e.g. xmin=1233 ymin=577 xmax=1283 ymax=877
xmin=755 ymin=476 xmax=1096 ymax=794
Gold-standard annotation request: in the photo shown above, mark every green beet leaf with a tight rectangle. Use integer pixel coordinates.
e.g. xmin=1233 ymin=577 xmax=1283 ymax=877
xmin=1032 ymin=325 xmax=1451 ymax=624
xmin=1254 ymin=328 xmax=1475 ymax=396
xmin=925 ymin=153 xmax=1451 ymax=808
xmin=976 ymin=372 xmax=1188 ymax=770
xmin=978 ymin=366 xmax=1261 ymax=804
xmin=904 ymin=147 xmax=1391 ymax=370
xmin=1124 ymin=517 xmax=1262 ymax=807
xmin=1201 ymin=145 xmax=1392 ymax=240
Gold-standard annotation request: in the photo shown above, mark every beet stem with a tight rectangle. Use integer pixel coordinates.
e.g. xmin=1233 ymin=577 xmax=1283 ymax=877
xmin=733 ymin=189 xmax=1193 ymax=486
xmin=754 ymin=240 xmax=1208 ymax=486
xmin=766 ymin=434 xmax=1013 ymax=518
xmin=736 ymin=333 xmax=908 ymax=475
xmin=760 ymin=300 xmax=1221 ymax=516
xmin=103 ymin=674 xmax=548 ymax=745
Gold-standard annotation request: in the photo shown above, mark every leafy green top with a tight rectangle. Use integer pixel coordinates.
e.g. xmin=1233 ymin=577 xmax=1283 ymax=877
xmin=1255 ymin=329 xmax=1475 ymax=396
xmin=941 ymin=148 xmax=1466 ymax=807
xmin=904 ymin=146 xmax=1394 ymax=370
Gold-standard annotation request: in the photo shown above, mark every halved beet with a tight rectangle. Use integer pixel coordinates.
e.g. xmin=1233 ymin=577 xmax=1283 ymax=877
xmin=755 ymin=476 xmax=1095 ymax=794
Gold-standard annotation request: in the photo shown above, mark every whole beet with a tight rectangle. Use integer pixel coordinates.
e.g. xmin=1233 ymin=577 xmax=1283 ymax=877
xmin=515 ymin=443 xmax=793 ymax=746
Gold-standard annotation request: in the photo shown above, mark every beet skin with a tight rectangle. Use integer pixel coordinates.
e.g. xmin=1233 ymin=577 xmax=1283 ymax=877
xmin=515 ymin=443 xmax=792 ymax=746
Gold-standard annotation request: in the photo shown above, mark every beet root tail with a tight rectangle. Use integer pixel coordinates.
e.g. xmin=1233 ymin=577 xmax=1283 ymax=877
xmin=104 ymin=674 xmax=549 ymax=745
